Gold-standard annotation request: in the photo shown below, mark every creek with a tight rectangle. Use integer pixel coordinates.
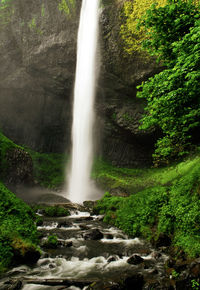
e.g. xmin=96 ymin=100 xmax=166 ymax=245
xmin=0 ymin=205 xmax=169 ymax=290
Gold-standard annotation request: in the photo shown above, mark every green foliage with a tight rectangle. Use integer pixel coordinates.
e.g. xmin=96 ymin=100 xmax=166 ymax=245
xmin=0 ymin=0 xmax=14 ymax=26
xmin=92 ymin=156 xmax=200 ymax=193
xmin=41 ymin=3 xmax=45 ymax=17
xmin=28 ymin=17 xmax=43 ymax=35
xmin=0 ymin=182 xmax=38 ymax=272
xmin=138 ymin=0 xmax=199 ymax=64
xmin=58 ymin=0 xmax=76 ymax=17
xmin=44 ymin=234 xmax=58 ymax=249
xmin=33 ymin=205 xmax=70 ymax=217
xmin=191 ymin=279 xmax=200 ymax=290
xmin=93 ymin=192 xmax=123 ymax=224
xmin=137 ymin=1 xmax=200 ymax=164
xmin=95 ymin=154 xmax=200 ymax=257
xmin=28 ymin=150 xmax=68 ymax=189
xmin=171 ymin=269 xmax=180 ymax=279
xmin=120 ymin=0 xmax=167 ymax=54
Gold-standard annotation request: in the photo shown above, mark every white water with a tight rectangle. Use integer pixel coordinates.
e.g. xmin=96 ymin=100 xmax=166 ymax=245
xmin=67 ymin=0 xmax=100 ymax=204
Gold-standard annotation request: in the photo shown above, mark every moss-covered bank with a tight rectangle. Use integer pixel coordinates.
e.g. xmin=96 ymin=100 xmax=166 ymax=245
xmin=0 ymin=182 xmax=39 ymax=273
xmin=93 ymin=153 xmax=200 ymax=258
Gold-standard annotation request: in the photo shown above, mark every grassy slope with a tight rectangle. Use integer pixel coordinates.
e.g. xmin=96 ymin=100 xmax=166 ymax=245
xmin=93 ymin=153 xmax=200 ymax=258
xmin=0 ymin=182 xmax=39 ymax=273
xmin=92 ymin=154 xmax=200 ymax=193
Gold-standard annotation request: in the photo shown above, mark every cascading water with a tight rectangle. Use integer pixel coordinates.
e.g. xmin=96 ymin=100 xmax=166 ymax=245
xmin=67 ymin=0 xmax=100 ymax=204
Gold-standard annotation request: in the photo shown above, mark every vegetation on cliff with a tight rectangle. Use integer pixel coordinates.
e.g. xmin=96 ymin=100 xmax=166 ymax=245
xmin=28 ymin=149 xmax=67 ymax=189
xmin=121 ymin=0 xmax=200 ymax=165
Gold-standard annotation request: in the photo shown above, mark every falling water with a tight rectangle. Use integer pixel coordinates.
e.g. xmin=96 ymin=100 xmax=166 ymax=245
xmin=67 ymin=0 xmax=100 ymax=204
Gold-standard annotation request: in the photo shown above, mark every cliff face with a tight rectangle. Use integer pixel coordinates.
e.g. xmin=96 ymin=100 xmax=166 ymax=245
xmin=0 ymin=0 xmax=160 ymax=167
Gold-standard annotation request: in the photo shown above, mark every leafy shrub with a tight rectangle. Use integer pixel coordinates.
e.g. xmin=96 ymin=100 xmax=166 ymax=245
xmin=44 ymin=234 xmax=58 ymax=249
xmin=137 ymin=1 xmax=200 ymax=164
xmin=34 ymin=205 xmax=70 ymax=217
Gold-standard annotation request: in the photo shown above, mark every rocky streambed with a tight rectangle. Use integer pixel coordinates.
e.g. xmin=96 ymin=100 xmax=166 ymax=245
xmin=0 ymin=201 xmax=199 ymax=290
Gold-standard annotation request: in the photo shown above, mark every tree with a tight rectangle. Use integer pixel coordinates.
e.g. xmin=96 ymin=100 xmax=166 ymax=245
xmin=136 ymin=0 xmax=200 ymax=165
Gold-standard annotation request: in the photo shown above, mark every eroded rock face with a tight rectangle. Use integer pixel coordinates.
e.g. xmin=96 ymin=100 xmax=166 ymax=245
xmin=0 ymin=0 xmax=161 ymax=166
xmin=5 ymin=148 xmax=33 ymax=184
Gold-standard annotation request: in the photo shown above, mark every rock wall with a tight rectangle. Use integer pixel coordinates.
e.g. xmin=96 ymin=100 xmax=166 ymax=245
xmin=0 ymin=0 xmax=161 ymax=167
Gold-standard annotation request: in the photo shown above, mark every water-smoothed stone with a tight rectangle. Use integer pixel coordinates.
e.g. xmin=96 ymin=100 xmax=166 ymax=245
xmin=2 ymin=279 xmax=23 ymax=290
xmin=84 ymin=229 xmax=104 ymax=240
xmin=79 ymin=224 xmax=90 ymax=230
xmin=107 ymin=255 xmax=119 ymax=263
xmin=105 ymin=234 xmax=114 ymax=240
xmin=57 ymin=221 xmax=73 ymax=228
xmin=127 ymin=254 xmax=144 ymax=265
xmin=151 ymin=251 xmax=162 ymax=259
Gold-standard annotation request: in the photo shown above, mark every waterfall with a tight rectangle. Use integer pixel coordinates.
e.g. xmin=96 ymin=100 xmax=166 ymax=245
xmin=67 ymin=0 xmax=100 ymax=204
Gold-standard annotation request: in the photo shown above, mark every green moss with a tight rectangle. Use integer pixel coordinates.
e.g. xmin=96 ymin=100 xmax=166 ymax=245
xmin=0 ymin=0 xmax=14 ymax=27
xmin=58 ymin=0 xmax=76 ymax=17
xmin=27 ymin=150 xmax=68 ymax=189
xmin=33 ymin=205 xmax=70 ymax=217
xmin=92 ymin=155 xmax=200 ymax=193
xmin=43 ymin=234 xmax=58 ymax=249
xmin=0 ymin=182 xmax=39 ymax=272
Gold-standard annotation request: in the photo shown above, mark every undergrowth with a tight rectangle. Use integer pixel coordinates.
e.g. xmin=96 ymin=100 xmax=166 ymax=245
xmin=0 ymin=182 xmax=39 ymax=273
xmin=27 ymin=150 xmax=68 ymax=189
xmin=94 ymin=154 xmax=200 ymax=258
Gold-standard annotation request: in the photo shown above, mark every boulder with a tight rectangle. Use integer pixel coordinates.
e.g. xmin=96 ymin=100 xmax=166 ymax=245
xmin=127 ymin=254 xmax=144 ymax=265
xmin=84 ymin=229 xmax=104 ymax=240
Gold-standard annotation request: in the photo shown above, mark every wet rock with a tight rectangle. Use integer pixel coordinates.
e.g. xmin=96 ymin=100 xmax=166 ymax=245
xmin=5 ymin=148 xmax=34 ymax=185
xmin=49 ymin=263 xmax=56 ymax=269
xmin=95 ymin=215 xmax=104 ymax=221
xmin=189 ymin=259 xmax=200 ymax=277
xmin=3 ymin=279 xmax=23 ymax=290
xmin=149 ymin=268 xmax=159 ymax=275
xmin=107 ymin=256 xmax=118 ymax=263
xmin=155 ymin=234 xmax=171 ymax=248
xmin=83 ymin=201 xmax=97 ymax=211
xmin=79 ymin=224 xmax=89 ymax=230
xmin=110 ymin=187 xmax=129 ymax=197
xmin=122 ymin=274 xmax=144 ymax=290
xmin=57 ymin=221 xmax=72 ymax=228
xmin=13 ymin=243 xmax=41 ymax=265
xmin=84 ymin=229 xmax=104 ymax=240
xmin=65 ymin=241 xmax=73 ymax=247
xmin=166 ymin=259 xmax=176 ymax=268
xmin=175 ymin=279 xmax=192 ymax=290
xmin=105 ymin=234 xmax=114 ymax=239
xmin=86 ymin=281 xmax=121 ymax=289
xmin=42 ymin=253 xmax=49 ymax=258
xmin=36 ymin=219 xmax=43 ymax=227
xmin=151 ymin=251 xmax=162 ymax=259
xmin=127 ymin=254 xmax=144 ymax=265
xmin=37 ymin=209 xmax=44 ymax=215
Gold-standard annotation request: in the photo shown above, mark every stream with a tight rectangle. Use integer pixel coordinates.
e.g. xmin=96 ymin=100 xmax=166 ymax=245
xmin=0 ymin=208 xmax=170 ymax=290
